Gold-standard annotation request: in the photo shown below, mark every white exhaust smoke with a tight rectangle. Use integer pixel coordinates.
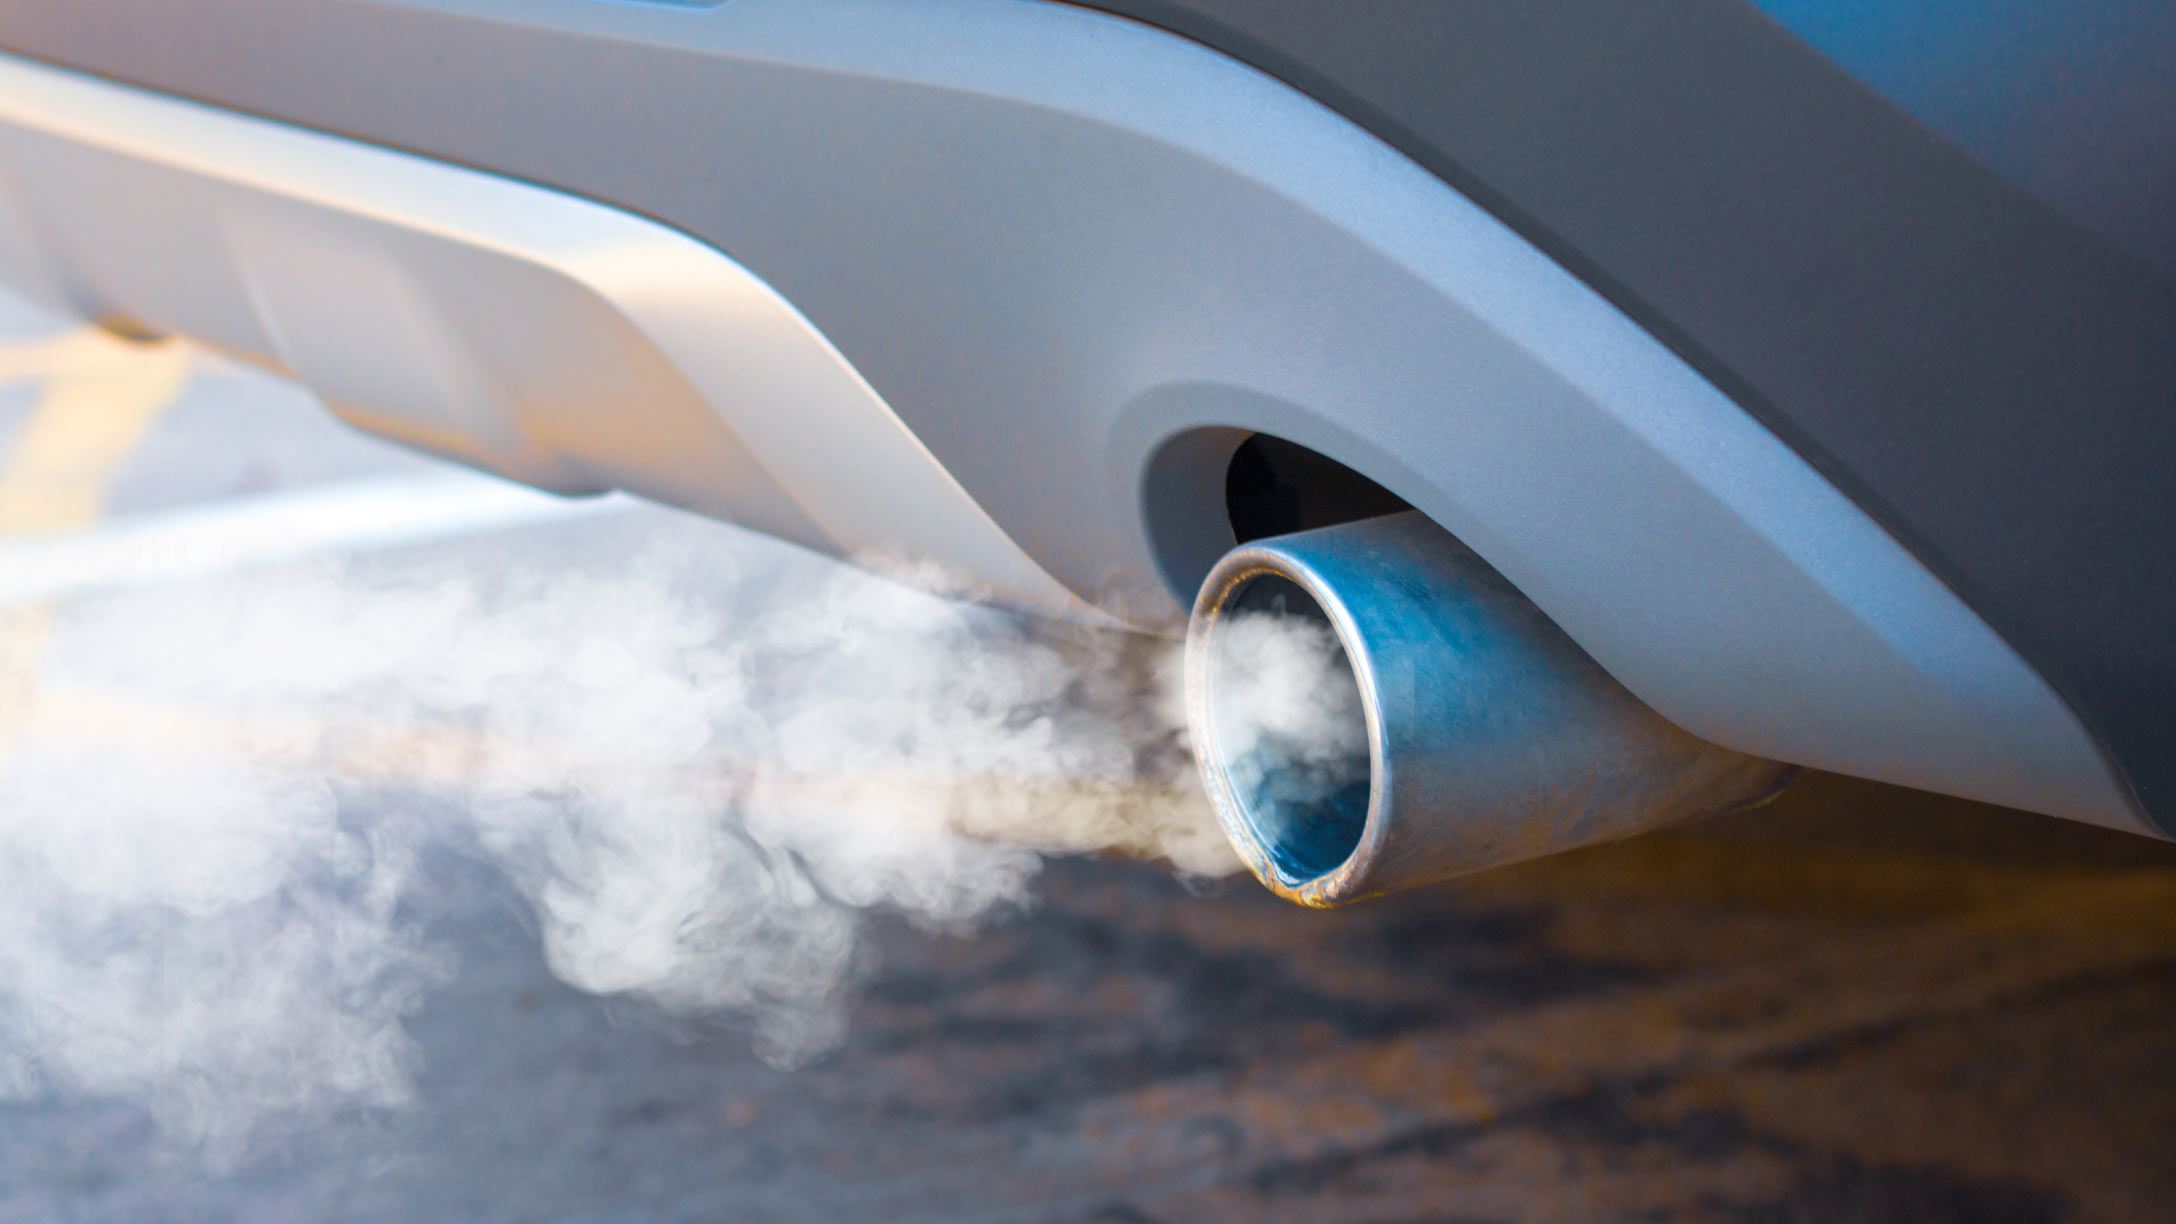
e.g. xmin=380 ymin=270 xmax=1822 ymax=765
xmin=0 ymin=518 xmax=1237 ymax=1161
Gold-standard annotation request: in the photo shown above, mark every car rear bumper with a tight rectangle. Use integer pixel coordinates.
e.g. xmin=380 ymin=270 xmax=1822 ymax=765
xmin=0 ymin=0 xmax=2154 ymax=834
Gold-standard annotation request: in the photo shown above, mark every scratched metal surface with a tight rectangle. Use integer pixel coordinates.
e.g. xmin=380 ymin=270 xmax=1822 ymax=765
xmin=1 ymin=311 xmax=2173 ymax=1222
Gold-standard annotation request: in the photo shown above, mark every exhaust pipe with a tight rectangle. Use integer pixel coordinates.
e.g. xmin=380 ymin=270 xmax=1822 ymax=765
xmin=1185 ymin=512 xmax=1791 ymax=907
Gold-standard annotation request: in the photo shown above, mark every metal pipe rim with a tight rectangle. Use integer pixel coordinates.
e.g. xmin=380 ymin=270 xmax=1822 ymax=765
xmin=1187 ymin=544 xmax=1391 ymax=906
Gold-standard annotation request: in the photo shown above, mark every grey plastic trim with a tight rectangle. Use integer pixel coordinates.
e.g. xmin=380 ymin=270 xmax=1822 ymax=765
xmin=0 ymin=2 xmax=2145 ymax=832
xmin=0 ymin=51 xmax=1099 ymax=622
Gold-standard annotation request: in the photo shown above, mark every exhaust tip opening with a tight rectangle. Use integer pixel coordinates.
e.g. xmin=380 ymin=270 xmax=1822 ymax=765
xmin=1203 ymin=572 xmax=1376 ymax=886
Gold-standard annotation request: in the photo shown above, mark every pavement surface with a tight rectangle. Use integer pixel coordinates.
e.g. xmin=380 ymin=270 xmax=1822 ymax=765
xmin=0 ymin=305 xmax=2174 ymax=1223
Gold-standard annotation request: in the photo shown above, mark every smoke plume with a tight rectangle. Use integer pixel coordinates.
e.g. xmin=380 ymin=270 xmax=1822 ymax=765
xmin=1201 ymin=604 xmax=1373 ymax=838
xmin=0 ymin=519 xmax=1234 ymax=1160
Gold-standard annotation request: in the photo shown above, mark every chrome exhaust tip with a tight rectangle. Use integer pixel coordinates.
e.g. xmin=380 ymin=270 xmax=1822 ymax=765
xmin=1185 ymin=512 xmax=1791 ymax=907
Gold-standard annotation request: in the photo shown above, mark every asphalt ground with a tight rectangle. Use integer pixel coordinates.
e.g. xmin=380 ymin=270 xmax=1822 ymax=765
xmin=0 ymin=305 xmax=2174 ymax=1222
